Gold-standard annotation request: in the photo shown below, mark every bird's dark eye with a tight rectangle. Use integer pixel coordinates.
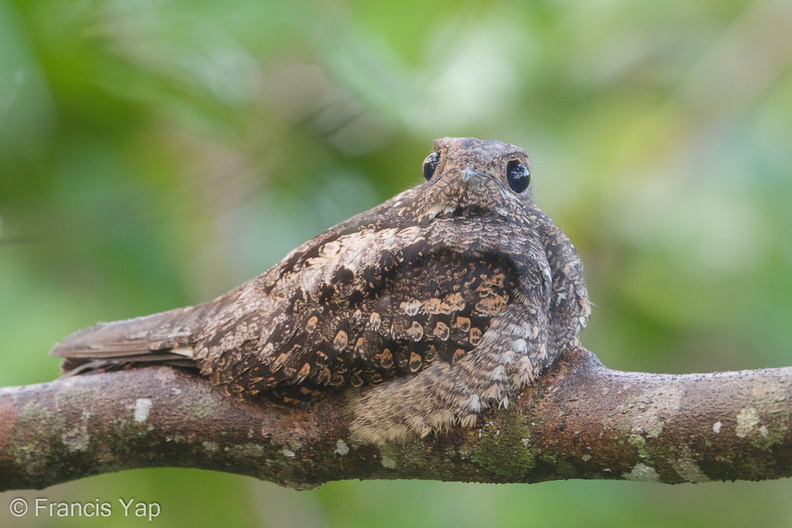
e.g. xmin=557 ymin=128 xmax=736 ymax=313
xmin=422 ymin=152 xmax=439 ymax=181
xmin=506 ymin=160 xmax=530 ymax=193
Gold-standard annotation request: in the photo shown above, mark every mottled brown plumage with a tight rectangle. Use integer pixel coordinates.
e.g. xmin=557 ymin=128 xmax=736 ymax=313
xmin=52 ymin=137 xmax=590 ymax=443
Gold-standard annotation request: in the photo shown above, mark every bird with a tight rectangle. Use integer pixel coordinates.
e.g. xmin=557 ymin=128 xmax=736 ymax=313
xmin=51 ymin=137 xmax=590 ymax=444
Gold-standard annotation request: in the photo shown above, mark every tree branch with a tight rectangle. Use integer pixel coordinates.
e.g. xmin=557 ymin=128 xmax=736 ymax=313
xmin=1 ymin=347 xmax=791 ymax=491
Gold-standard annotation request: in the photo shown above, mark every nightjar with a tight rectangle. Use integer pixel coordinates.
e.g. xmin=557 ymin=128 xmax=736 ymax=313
xmin=52 ymin=137 xmax=590 ymax=444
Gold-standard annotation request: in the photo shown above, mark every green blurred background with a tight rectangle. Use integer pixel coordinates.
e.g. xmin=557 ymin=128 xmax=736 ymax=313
xmin=2 ymin=0 xmax=792 ymax=526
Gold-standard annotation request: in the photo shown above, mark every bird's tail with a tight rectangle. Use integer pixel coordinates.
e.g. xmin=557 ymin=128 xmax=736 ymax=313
xmin=50 ymin=302 xmax=216 ymax=375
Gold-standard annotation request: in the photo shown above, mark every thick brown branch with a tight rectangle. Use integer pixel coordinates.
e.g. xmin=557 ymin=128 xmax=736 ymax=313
xmin=1 ymin=348 xmax=791 ymax=491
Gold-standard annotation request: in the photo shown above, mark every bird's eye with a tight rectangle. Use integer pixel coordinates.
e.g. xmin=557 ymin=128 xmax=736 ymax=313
xmin=422 ymin=152 xmax=439 ymax=181
xmin=506 ymin=160 xmax=530 ymax=193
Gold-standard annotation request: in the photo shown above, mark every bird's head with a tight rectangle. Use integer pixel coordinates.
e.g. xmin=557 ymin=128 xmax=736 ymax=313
xmin=414 ymin=137 xmax=535 ymax=221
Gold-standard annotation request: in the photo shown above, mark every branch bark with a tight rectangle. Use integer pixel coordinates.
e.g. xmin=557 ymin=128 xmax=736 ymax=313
xmin=1 ymin=347 xmax=791 ymax=491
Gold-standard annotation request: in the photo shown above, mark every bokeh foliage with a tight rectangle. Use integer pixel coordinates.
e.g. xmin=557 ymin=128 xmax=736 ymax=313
xmin=2 ymin=0 xmax=792 ymax=526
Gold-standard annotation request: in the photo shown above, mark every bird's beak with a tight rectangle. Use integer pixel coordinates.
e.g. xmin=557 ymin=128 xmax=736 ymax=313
xmin=463 ymin=167 xmax=487 ymax=182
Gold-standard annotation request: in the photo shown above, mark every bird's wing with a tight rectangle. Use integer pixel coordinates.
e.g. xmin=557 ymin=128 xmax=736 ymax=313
xmin=193 ymin=235 xmax=520 ymax=401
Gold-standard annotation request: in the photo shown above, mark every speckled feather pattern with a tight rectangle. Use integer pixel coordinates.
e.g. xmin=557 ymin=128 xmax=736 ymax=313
xmin=51 ymin=137 xmax=590 ymax=444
